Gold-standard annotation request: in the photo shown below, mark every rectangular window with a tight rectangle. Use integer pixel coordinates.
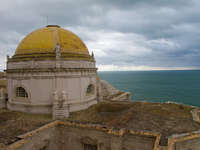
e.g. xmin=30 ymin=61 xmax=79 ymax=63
xmin=84 ymin=144 xmax=97 ymax=150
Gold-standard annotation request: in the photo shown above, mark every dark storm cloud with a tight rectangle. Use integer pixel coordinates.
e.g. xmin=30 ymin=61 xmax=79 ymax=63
xmin=0 ymin=0 xmax=200 ymax=70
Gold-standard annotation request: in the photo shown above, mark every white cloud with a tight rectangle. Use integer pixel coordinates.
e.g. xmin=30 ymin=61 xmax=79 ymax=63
xmin=0 ymin=0 xmax=200 ymax=71
xmin=98 ymin=64 xmax=200 ymax=71
xmin=66 ymin=26 xmax=152 ymax=58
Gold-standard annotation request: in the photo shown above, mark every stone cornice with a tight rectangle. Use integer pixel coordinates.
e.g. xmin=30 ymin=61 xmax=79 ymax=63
xmin=7 ymin=75 xmax=97 ymax=80
xmin=6 ymin=68 xmax=97 ymax=74
xmin=8 ymin=52 xmax=95 ymax=62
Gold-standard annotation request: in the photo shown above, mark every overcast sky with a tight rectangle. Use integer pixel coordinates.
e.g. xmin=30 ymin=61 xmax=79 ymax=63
xmin=1 ymin=0 xmax=200 ymax=71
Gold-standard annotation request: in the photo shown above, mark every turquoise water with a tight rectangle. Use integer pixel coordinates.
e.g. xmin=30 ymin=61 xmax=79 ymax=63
xmin=98 ymin=70 xmax=200 ymax=106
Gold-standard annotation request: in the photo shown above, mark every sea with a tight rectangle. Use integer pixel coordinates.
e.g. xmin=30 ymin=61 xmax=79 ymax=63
xmin=98 ymin=70 xmax=200 ymax=107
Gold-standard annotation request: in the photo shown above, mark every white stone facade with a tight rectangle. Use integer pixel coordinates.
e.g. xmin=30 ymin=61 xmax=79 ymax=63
xmin=7 ymin=60 xmax=98 ymax=117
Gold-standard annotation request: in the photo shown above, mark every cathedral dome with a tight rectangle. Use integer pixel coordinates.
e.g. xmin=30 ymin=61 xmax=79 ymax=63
xmin=13 ymin=25 xmax=92 ymax=61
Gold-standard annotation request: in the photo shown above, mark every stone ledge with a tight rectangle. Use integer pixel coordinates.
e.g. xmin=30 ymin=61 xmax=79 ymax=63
xmin=111 ymin=92 xmax=131 ymax=101
xmin=6 ymin=68 xmax=97 ymax=74
xmin=168 ymin=130 xmax=200 ymax=150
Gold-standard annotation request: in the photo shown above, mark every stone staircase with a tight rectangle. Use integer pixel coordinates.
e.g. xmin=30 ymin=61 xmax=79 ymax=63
xmin=53 ymin=101 xmax=69 ymax=120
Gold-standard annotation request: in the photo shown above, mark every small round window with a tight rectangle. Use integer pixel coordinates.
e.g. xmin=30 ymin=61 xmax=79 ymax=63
xmin=86 ymin=84 xmax=95 ymax=95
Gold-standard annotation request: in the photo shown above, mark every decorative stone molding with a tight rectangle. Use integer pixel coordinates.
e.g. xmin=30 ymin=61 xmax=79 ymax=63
xmin=52 ymin=91 xmax=69 ymax=119
xmin=9 ymin=52 xmax=95 ymax=62
xmin=7 ymin=74 xmax=97 ymax=80
xmin=6 ymin=68 xmax=97 ymax=74
xmin=7 ymin=59 xmax=96 ymax=70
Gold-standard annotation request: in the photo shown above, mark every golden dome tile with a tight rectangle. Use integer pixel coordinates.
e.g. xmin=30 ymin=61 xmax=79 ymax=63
xmin=14 ymin=25 xmax=90 ymax=60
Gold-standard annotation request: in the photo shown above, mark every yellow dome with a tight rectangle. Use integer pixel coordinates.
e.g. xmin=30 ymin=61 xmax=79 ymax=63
xmin=13 ymin=25 xmax=93 ymax=61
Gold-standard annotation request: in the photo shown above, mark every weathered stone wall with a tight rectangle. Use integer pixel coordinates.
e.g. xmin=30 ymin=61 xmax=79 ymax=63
xmin=6 ymin=120 xmax=200 ymax=150
xmin=122 ymin=134 xmax=155 ymax=150
xmin=168 ymin=130 xmax=200 ymax=150
xmin=5 ymin=121 xmax=158 ymax=150
xmin=7 ymin=60 xmax=97 ymax=115
xmin=6 ymin=121 xmax=59 ymax=150
xmin=56 ymin=123 xmax=157 ymax=150
xmin=174 ymin=137 xmax=200 ymax=150
xmin=57 ymin=125 xmax=112 ymax=150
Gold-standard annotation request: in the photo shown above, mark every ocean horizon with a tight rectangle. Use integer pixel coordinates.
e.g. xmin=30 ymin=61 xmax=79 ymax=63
xmin=98 ymin=70 xmax=200 ymax=107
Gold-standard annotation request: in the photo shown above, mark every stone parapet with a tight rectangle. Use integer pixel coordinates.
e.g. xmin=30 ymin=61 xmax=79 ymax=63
xmin=5 ymin=120 xmax=200 ymax=150
xmin=168 ymin=130 xmax=200 ymax=150
xmin=7 ymin=60 xmax=96 ymax=70
xmin=5 ymin=120 xmax=160 ymax=150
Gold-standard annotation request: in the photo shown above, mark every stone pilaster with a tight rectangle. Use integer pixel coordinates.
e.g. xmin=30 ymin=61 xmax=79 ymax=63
xmin=52 ymin=91 xmax=69 ymax=120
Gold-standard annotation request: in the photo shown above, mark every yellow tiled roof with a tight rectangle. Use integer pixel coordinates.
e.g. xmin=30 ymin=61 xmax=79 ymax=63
xmin=15 ymin=25 xmax=89 ymax=56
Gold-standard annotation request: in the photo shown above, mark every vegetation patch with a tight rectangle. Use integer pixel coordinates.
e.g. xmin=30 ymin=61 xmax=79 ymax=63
xmin=68 ymin=101 xmax=200 ymax=145
xmin=0 ymin=109 xmax=51 ymax=145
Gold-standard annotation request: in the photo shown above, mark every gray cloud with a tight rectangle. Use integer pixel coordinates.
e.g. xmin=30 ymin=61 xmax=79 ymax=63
xmin=0 ymin=0 xmax=200 ymax=70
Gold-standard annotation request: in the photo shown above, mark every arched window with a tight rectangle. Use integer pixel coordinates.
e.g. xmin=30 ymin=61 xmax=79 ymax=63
xmin=86 ymin=84 xmax=95 ymax=95
xmin=16 ymin=87 xmax=28 ymax=98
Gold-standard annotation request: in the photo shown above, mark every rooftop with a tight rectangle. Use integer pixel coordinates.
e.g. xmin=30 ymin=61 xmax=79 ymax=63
xmin=0 ymin=101 xmax=199 ymax=146
xmin=67 ymin=101 xmax=200 ymax=145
